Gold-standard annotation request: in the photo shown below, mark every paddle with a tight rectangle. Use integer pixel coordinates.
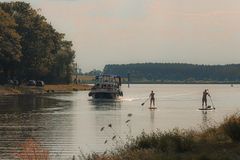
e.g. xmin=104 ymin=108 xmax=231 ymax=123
xmin=209 ymin=96 xmax=215 ymax=110
xmin=141 ymin=98 xmax=149 ymax=106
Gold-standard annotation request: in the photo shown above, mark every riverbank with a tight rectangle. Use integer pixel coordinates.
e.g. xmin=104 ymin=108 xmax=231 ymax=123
xmin=0 ymin=84 xmax=92 ymax=96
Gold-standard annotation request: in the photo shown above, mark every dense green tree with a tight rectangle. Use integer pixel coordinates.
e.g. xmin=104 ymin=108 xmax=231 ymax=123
xmin=0 ymin=2 xmax=75 ymax=83
xmin=1 ymin=2 xmax=59 ymax=79
xmin=0 ymin=8 xmax=22 ymax=81
xmin=49 ymin=40 xmax=75 ymax=83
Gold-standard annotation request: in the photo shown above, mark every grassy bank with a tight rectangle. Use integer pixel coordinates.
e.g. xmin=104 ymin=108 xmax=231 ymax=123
xmin=0 ymin=84 xmax=91 ymax=96
xmin=81 ymin=113 xmax=240 ymax=160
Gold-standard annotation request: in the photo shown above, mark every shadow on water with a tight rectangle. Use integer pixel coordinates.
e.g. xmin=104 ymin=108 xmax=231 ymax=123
xmin=0 ymin=95 xmax=71 ymax=113
xmin=89 ymin=99 xmax=122 ymax=110
xmin=0 ymin=95 xmax=75 ymax=159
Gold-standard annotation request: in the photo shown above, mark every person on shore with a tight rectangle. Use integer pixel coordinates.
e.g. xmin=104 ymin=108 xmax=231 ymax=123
xmin=202 ymin=89 xmax=210 ymax=108
xmin=149 ymin=91 xmax=155 ymax=108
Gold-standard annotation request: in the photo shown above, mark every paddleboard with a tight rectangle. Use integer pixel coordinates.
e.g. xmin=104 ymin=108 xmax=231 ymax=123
xmin=149 ymin=107 xmax=157 ymax=109
xmin=198 ymin=108 xmax=215 ymax=110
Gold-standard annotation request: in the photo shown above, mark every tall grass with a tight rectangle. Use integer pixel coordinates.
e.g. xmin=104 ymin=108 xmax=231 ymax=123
xmin=221 ymin=113 xmax=240 ymax=142
xmin=130 ymin=129 xmax=194 ymax=153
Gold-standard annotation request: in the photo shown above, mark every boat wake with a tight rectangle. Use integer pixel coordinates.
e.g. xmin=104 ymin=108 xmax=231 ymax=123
xmin=119 ymin=97 xmax=141 ymax=102
xmin=88 ymin=98 xmax=122 ymax=102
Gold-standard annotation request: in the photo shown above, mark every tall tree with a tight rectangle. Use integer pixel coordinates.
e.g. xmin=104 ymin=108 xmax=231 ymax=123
xmin=0 ymin=8 xmax=21 ymax=81
xmin=50 ymin=40 xmax=75 ymax=83
xmin=1 ymin=2 xmax=59 ymax=79
xmin=0 ymin=2 xmax=75 ymax=83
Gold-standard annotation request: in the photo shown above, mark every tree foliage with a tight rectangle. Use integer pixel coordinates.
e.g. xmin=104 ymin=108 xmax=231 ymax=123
xmin=84 ymin=69 xmax=103 ymax=76
xmin=0 ymin=8 xmax=22 ymax=80
xmin=0 ymin=2 xmax=75 ymax=83
xmin=104 ymin=63 xmax=240 ymax=82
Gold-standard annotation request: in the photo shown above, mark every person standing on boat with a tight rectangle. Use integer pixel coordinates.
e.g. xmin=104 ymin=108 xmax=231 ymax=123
xmin=149 ymin=91 xmax=155 ymax=108
xmin=202 ymin=89 xmax=210 ymax=108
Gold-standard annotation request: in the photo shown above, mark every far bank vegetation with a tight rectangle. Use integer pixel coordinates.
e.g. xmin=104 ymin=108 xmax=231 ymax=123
xmin=104 ymin=63 xmax=240 ymax=83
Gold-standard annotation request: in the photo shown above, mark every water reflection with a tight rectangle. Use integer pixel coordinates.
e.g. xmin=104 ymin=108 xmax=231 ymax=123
xmin=201 ymin=110 xmax=216 ymax=127
xmin=89 ymin=99 xmax=122 ymax=110
xmin=150 ymin=110 xmax=155 ymax=132
xmin=0 ymin=95 xmax=71 ymax=113
xmin=0 ymin=95 xmax=74 ymax=159
xmin=201 ymin=111 xmax=208 ymax=126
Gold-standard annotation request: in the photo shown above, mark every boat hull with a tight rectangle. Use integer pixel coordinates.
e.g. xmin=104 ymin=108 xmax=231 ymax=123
xmin=89 ymin=90 xmax=122 ymax=99
xmin=91 ymin=92 xmax=118 ymax=99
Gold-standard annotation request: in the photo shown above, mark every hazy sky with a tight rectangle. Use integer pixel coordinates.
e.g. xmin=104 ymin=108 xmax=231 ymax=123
xmin=3 ymin=0 xmax=240 ymax=71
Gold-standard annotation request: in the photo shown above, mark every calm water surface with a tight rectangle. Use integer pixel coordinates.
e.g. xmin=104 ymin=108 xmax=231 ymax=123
xmin=0 ymin=84 xmax=240 ymax=159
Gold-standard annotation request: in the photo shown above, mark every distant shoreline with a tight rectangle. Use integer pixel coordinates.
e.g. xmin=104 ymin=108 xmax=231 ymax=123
xmin=1 ymin=82 xmax=236 ymax=96
xmin=123 ymin=81 xmax=240 ymax=84
xmin=0 ymin=84 xmax=92 ymax=96
xmin=70 ymin=75 xmax=240 ymax=85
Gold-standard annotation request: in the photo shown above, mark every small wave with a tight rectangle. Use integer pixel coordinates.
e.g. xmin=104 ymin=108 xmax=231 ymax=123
xmin=120 ymin=97 xmax=141 ymax=101
xmin=38 ymin=107 xmax=68 ymax=113
xmin=88 ymin=99 xmax=121 ymax=102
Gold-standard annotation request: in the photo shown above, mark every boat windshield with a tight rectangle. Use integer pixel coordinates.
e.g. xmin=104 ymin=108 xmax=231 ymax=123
xmin=95 ymin=75 xmax=121 ymax=86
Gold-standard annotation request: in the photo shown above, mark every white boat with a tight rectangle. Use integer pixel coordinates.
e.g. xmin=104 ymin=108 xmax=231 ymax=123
xmin=88 ymin=75 xmax=123 ymax=99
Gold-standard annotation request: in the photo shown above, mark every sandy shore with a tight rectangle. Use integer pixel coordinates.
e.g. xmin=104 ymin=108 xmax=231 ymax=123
xmin=0 ymin=84 xmax=92 ymax=96
xmin=44 ymin=84 xmax=91 ymax=92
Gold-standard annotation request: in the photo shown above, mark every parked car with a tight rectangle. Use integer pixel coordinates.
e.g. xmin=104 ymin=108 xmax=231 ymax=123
xmin=13 ymin=80 xmax=19 ymax=86
xmin=36 ymin=80 xmax=45 ymax=87
xmin=27 ymin=80 xmax=36 ymax=86
xmin=8 ymin=80 xmax=14 ymax=85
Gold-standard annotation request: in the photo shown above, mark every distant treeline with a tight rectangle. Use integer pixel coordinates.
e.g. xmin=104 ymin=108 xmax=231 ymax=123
xmin=103 ymin=63 xmax=240 ymax=83
xmin=0 ymin=2 xmax=75 ymax=84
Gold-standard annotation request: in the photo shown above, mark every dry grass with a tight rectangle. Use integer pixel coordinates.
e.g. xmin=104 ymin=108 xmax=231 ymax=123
xmin=220 ymin=113 xmax=240 ymax=142
xmin=44 ymin=84 xmax=91 ymax=92
xmin=15 ymin=138 xmax=49 ymax=160
xmin=76 ymin=75 xmax=95 ymax=81
xmin=0 ymin=86 xmax=21 ymax=95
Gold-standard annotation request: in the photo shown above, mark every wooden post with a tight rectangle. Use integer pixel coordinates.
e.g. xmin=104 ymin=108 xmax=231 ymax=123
xmin=127 ymin=73 xmax=130 ymax=88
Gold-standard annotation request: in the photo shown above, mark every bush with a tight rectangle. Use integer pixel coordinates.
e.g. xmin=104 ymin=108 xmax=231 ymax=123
xmin=221 ymin=113 xmax=240 ymax=142
xmin=131 ymin=129 xmax=194 ymax=153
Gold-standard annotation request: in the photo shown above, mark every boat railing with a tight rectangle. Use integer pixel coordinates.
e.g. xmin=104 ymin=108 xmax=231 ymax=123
xmin=92 ymin=84 xmax=120 ymax=90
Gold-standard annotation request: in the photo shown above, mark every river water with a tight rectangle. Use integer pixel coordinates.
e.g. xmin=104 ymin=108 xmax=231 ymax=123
xmin=0 ymin=84 xmax=240 ymax=159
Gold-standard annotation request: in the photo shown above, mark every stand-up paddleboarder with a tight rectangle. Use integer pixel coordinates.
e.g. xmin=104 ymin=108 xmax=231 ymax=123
xmin=149 ymin=91 xmax=155 ymax=108
xmin=202 ymin=89 xmax=210 ymax=109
